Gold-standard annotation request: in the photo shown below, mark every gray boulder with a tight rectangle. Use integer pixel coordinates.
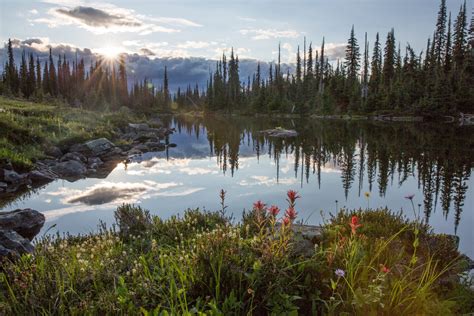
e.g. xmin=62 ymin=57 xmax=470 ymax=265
xmin=60 ymin=152 xmax=87 ymax=163
xmin=148 ymin=117 xmax=163 ymax=127
xmin=87 ymin=157 xmax=104 ymax=169
xmin=0 ymin=230 xmax=34 ymax=256
xmin=28 ymin=170 xmax=57 ymax=183
xmin=52 ymin=160 xmax=87 ymax=179
xmin=2 ymin=169 xmax=26 ymax=184
xmin=100 ymin=147 xmax=124 ymax=162
xmin=145 ymin=142 xmax=166 ymax=151
xmin=128 ymin=123 xmax=150 ymax=131
xmin=0 ymin=208 xmax=46 ymax=240
xmin=69 ymin=143 xmax=89 ymax=153
xmin=44 ymin=145 xmax=63 ymax=158
xmin=84 ymin=138 xmax=116 ymax=157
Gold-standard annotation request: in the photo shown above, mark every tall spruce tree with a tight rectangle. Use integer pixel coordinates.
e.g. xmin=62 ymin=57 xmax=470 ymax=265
xmin=383 ymin=29 xmax=396 ymax=87
xmin=434 ymin=0 xmax=448 ymax=66
xmin=452 ymin=1 xmax=467 ymax=69
xmin=344 ymin=25 xmax=361 ymax=81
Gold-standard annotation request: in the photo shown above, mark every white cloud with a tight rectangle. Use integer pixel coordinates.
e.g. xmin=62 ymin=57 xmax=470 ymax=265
xmin=239 ymin=175 xmax=297 ymax=187
xmin=29 ymin=9 xmax=39 ymax=15
xmin=33 ymin=2 xmax=200 ymax=35
xmin=237 ymin=16 xmax=257 ymax=22
xmin=177 ymin=41 xmax=212 ymax=49
xmin=240 ymin=28 xmax=300 ymax=40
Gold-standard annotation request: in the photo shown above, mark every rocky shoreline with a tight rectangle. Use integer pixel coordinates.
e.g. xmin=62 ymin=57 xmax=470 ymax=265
xmin=0 ymin=121 xmax=176 ymax=197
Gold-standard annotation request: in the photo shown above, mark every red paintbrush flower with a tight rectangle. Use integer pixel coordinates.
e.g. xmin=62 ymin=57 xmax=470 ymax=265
xmin=380 ymin=264 xmax=390 ymax=273
xmin=268 ymin=205 xmax=280 ymax=217
xmin=285 ymin=207 xmax=297 ymax=221
xmin=253 ymin=200 xmax=266 ymax=212
xmin=349 ymin=215 xmax=362 ymax=235
xmin=282 ymin=216 xmax=290 ymax=226
xmin=287 ymin=190 xmax=300 ymax=204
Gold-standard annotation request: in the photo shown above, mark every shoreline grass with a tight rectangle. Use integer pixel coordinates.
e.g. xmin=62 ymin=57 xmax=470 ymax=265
xmin=0 ymin=96 xmax=140 ymax=171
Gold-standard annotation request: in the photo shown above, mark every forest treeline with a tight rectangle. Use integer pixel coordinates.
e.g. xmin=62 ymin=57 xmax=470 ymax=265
xmin=1 ymin=0 xmax=473 ymax=115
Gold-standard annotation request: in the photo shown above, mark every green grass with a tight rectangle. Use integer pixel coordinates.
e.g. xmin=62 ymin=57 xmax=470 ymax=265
xmin=0 ymin=96 xmax=139 ymax=171
xmin=0 ymin=192 xmax=472 ymax=315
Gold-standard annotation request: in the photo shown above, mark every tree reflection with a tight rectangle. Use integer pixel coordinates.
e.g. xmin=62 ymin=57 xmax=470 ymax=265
xmin=172 ymin=116 xmax=473 ymax=232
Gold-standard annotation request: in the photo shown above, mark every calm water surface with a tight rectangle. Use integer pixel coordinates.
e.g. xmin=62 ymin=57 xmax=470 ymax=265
xmin=1 ymin=116 xmax=473 ymax=257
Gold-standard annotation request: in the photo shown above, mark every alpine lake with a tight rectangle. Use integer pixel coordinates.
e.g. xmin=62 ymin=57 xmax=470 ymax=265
xmin=1 ymin=116 xmax=473 ymax=258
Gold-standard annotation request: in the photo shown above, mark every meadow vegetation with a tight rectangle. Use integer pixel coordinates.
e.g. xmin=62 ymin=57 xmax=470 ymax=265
xmin=0 ymin=191 xmax=472 ymax=315
xmin=0 ymin=96 xmax=138 ymax=171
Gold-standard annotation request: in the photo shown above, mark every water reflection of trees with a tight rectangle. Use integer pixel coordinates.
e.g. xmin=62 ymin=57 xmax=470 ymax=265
xmin=172 ymin=116 xmax=473 ymax=232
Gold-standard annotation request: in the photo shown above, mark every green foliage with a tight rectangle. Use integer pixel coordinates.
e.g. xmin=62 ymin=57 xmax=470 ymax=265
xmin=0 ymin=201 xmax=472 ymax=315
xmin=0 ymin=96 xmax=139 ymax=168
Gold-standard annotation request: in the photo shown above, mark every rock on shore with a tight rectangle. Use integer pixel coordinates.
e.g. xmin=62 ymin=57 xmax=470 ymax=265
xmin=0 ymin=208 xmax=45 ymax=258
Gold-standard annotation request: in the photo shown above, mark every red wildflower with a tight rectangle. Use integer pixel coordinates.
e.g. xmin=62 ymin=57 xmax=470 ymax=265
xmin=268 ymin=205 xmax=280 ymax=217
xmin=285 ymin=207 xmax=297 ymax=221
xmin=380 ymin=264 xmax=390 ymax=273
xmin=349 ymin=215 xmax=362 ymax=235
xmin=253 ymin=200 xmax=267 ymax=212
xmin=282 ymin=216 xmax=290 ymax=226
xmin=287 ymin=190 xmax=300 ymax=204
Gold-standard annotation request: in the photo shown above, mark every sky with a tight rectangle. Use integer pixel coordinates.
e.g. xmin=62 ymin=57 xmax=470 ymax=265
xmin=0 ymin=0 xmax=472 ymax=89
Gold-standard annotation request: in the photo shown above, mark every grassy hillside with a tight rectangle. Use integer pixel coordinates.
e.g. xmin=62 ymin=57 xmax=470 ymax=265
xmin=0 ymin=97 xmax=139 ymax=171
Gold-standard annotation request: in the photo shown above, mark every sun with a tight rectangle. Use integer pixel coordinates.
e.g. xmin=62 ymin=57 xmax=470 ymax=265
xmin=97 ymin=46 xmax=122 ymax=60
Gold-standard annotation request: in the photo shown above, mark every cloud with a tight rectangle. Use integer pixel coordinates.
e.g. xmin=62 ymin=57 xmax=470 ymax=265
xmin=324 ymin=42 xmax=346 ymax=61
xmin=145 ymin=16 xmax=202 ymax=27
xmin=47 ymin=181 xmax=188 ymax=206
xmin=177 ymin=41 xmax=213 ymax=49
xmin=237 ymin=16 xmax=257 ymax=22
xmin=29 ymin=9 xmax=39 ymax=15
xmin=55 ymin=6 xmax=141 ymax=28
xmin=239 ymin=175 xmax=297 ymax=187
xmin=139 ymin=48 xmax=156 ymax=56
xmin=32 ymin=2 xmax=200 ymax=35
xmin=240 ymin=28 xmax=300 ymax=40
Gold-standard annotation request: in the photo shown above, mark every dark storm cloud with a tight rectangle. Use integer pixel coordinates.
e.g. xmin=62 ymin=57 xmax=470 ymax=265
xmin=56 ymin=6 xmax=141 ymax=28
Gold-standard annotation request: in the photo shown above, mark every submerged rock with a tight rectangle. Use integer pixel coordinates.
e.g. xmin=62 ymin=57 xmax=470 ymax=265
xmin=260 ymin=128 xmax=298 ymax=138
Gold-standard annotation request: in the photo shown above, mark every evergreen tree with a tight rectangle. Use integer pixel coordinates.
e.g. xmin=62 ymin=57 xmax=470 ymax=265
xmin=27 ymin=53 xmax=36 ymax=98
xmin=383 ymin=29 xmax=396 ymax=87
xmin=296 ymin=46 xmax=302 ymax=82
xmin=5 ymin=38 xmax=18 ymax=94
xmin=19 ymin=50 xmax=28 ymax=97
xmin=434 ymin=0 xmax=448 ymax=66
xmin=48 ymin=48 xmax=57 ymax=96
xmin=452 ymin=1 xmax=467 ymax=69
xmin=163 ymin=66 xmax=169 ymax=109
xmin=36 ymin=56 xmax=42 ymax=91
xmin=344 ymin=25 xmax=361 ymax=81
